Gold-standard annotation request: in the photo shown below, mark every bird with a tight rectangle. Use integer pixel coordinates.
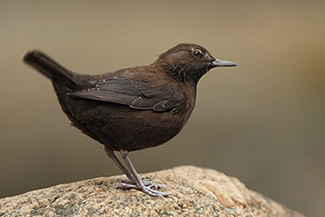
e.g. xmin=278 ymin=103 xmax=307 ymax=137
xmin=23 ymin=43 xmax=236 ymax=197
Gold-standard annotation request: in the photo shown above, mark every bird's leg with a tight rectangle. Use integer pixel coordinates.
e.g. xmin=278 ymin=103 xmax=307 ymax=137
xmin=104 ymin=147 xmax=134 ymax=180
xmin=120 ymin=150 xmax=169 ymax=197
xmin=104 ymin=147 xmax=164 ymax=189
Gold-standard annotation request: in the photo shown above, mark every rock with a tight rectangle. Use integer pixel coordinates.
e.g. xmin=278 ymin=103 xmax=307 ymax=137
xmin=0 ymin=166 xmax=304 ymax=217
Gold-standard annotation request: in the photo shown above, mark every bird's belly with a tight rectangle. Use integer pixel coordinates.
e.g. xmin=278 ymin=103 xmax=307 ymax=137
xmin=68 ymin=100 xmax=188 ymax=152
xmin=111 ymin=113 xmax=183 ymax=151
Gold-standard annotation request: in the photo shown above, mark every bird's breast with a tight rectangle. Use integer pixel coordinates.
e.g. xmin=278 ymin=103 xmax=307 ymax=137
xmin=178 ymin=82 xmax=197 ymax=126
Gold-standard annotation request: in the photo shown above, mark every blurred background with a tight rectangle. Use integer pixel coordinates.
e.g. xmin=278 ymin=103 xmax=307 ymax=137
xmin=1 ymin=1 xmax=324 ymax=216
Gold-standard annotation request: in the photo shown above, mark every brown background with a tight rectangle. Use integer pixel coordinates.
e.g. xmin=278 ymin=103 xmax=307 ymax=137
xmin=1 ymin=1 xmax=324 ymax=216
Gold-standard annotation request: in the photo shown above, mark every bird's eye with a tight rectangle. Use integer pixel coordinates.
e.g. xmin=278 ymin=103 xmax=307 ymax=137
xmin=192 ymin=49 xmax=204 ymax=58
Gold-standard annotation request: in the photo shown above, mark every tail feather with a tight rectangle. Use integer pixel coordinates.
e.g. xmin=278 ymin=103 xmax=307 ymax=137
xmin=23 ymin=50 xmax=77 ymax=88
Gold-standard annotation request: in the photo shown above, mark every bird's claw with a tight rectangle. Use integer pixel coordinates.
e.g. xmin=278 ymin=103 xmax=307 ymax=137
xmin=118 ymin=179 xmax=165 ymax=190
xmin=117 ymin=179 xmax=169 ymax=197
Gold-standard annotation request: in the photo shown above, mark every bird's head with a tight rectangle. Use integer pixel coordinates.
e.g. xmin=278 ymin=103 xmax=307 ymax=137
xmin=153 ymin=43 xmax=236 ymax=84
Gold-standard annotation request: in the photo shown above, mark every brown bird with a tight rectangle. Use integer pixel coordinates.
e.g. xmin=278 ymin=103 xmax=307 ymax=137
xmin=23 ymin=43 xmax=236 ymax=197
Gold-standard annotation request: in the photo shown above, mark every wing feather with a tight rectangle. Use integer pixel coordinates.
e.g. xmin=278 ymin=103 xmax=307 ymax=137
xmin=69 ymin=75 xmax=184 ymax=112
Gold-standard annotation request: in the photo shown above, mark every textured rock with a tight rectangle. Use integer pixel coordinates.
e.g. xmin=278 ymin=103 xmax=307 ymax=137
xmin=0 ymin=166 xmax=304 ymax=217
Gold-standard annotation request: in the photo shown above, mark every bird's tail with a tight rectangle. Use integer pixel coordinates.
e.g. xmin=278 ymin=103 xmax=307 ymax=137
xmin=23 ymin=50 xmax=78 ymax=89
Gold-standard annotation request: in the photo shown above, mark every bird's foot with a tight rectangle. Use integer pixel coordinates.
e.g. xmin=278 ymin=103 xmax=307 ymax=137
xmin=118 ymin=178 xmax=165 ymax=190
xmin=117 ymin=179 xmax=169 ymax=197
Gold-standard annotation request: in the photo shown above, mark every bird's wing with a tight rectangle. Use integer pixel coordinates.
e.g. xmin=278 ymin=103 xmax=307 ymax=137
xmin=68 ymin=75 xmax=184 ymax=112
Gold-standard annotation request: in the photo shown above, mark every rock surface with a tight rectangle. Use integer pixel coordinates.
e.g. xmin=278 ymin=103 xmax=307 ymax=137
xmin=0 ymin=166 xmax=304 ymax=217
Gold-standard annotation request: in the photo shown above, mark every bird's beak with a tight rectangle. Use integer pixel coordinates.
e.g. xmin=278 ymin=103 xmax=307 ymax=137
xmin=211 ymin=59 xmax=237 ymax=67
